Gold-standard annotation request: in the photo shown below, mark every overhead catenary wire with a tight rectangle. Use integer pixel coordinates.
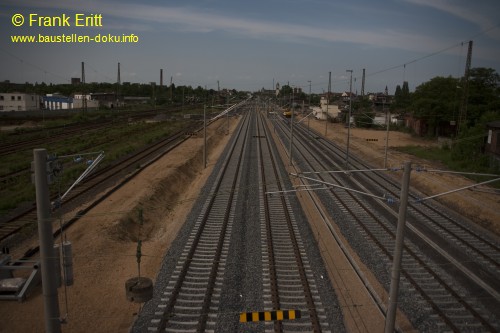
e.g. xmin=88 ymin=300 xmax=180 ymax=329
xmin=413 ymin=177 xmax=500 ymax=203
xmin=285 ymin=173 xmax=390 ymax=202
xmin=24 ymin=248 xmax=500 ymax=278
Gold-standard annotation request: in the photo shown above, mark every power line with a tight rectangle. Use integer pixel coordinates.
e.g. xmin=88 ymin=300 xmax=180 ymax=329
xmin=0 ymin=48 xmax=70 ymax=83
xmin=366 ymin=42 xmax=465 ymax=79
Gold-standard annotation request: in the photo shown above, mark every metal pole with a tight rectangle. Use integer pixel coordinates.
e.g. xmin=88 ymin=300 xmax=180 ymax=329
xmin=384 ymin=161 xmax=412 ymax=333
xmin=346 ymin=69 xmax=353 ymax=169
xmin=384 ymin=103 xmax=390 ymax=168
xmin=33 ymin=149 xmax=61 ymax=333
xmin=307 ymin=112 xmax=311 ymax=138
xmin=325 ymin=72 xmax=331 ymax=136
xmin=308 ymin=80 xmax=312 ymax=138
xmin=308 ymin=80 xmax=312 ymax=108
xmin=203 ymin=105 xmax=207 ymax=169
xmin=226 ymin=103 xmax=229 ymax=135
xmin=289 ymin=88 xmax=294 ymax=166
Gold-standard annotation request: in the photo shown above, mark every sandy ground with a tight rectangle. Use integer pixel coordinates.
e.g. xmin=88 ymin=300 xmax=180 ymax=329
xmin=0 ymin=116 xmax=240 ymax=333
xmin=1 ymin=114 xmax=498 ymax=333
xmin=273 ymin=116 xmax=499 ymax=332
xmin=302 ymin=117 xmax=500 ymax=236
xmin=269 ymin=116 xmax=415 ymax=332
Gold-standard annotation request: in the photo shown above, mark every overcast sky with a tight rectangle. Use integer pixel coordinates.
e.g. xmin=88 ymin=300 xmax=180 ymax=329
xmin=1 ymin=0 xmax=499 ymax=94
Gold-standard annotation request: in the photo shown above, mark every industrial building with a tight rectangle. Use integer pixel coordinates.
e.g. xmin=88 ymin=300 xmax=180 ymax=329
xmin=0 ymin=93 xmax=40 ymax=111
xmin=43 ymin=94 xmax=99 ymax=110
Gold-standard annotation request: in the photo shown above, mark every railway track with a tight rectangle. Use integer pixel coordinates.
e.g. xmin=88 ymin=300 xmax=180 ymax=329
xmin=148 ymin=105 xmax=249 ymax=332
xmin=0 ymin=124 xmax=200 ymax=245
xmin=257 ymin=110 xmax=330 ymax=332
xmin=138 ymin=101 xmax=342 ymax=332
xmin=270 ymin=110 xmax=500 ymax=332
xmin=0 ymin=119 xmax=194 ymax=186
xmin=0 ymin=121 xmax=113 ymax=157
xmin=0 ymin=104 xmax=201 ymax=157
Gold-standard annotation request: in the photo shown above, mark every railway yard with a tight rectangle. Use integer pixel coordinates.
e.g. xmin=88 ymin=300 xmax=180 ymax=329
xmin=0 ymin=99 xmax=499 ymax=332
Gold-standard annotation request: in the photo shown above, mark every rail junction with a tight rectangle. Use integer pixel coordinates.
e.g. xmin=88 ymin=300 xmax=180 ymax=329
xmin=133 ymin=98 xmax=499 ymax=332
xmin=1 ymin=97 xmax=498 ymax=332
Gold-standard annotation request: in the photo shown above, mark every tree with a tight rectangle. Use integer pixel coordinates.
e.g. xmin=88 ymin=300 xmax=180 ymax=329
xmin=451 ymin=111 xmax=500 ymax=171
xmin=392 ymin=81 xmax=411 ymax=111
xmin=354 ymin=111 xmax=375 ymax=128
xmin=278 ymin=84 xmax=293 ymax=98
xmin=394 ymin=84 xmax=402 ymax=100
xmin=462 ymin=67 xmax=500 ymax=128
xmin=409 ymin=76 xmax=459 ymax=136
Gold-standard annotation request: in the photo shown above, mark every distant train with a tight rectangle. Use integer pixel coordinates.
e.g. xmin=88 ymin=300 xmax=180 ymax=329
xmin=282 ymin=109 xmax=292 ymax=118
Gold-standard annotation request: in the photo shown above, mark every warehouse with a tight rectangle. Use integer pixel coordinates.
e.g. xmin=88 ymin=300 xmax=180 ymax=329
xmin=0 ymin=93 xmax=40 ymax=111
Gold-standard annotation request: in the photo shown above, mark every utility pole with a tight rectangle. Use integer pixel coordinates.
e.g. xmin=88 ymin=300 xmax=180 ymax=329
xmin=160 ymin=69 xmax=164 ymax=104
xmin=33 ymin=149 xmax=61 ymax=333
xmin=226 ymin=94 xmax=229 ymax=135
xmin=160 ymin=69 xmax=163 ymax=91
xmin=361 ymin=68 xmax=366 ymax=97
xmin=384 ymin=100 xmax=390 ymax=168
xmin=182 ymin=86 xmax=185 ymax=113
xmin=325 ymin=72 xmax=331 ymax=136
xmin=81 ymin=62 xmax=87 ymax=114
xmin=116 ymin=62 xmax=121 ymax=107
xmin=170 ymin=76 xmax=173 ymax=103
xmin=308 ymin=80 xmax=312 ymax=107
xmin=289 ymin=87 xmax=294 ymax=166
xmin=385 ymin=161 xmax=412 ymax=333
xmin=203 ymin=104 xmax=207 ymax=169
xmin=151 ymin=82 xmax=156 ymax=108
xmin=308 ymin=80 xmax=312 ymax=139
xmin=457 ymin=40 xmax=473 ymax=136
xmin=346 ymin=69 xmax=353 ymax=169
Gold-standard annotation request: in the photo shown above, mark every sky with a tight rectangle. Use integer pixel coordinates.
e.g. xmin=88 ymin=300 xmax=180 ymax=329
xmin=1 ymin=0 xmax=499 ymax=94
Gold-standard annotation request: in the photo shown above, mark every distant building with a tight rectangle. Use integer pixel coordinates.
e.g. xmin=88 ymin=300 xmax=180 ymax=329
xmin=368 ymin=93 xmax=392 ymax=106
xmin=341 ymin=92 xmax=356 ymax=103
xmin=486 ymin=121 xmax=500 ymax=162
xmin=71 ymin=77 xmax=81 ymax=85
xmin=316 ymin=96 xmax=341 ymax=121
xmin=89 ymin=92 xmax=122 ymax=108
xmin=73 ymin=94 xmax=99 ymax=109
xmin=73 ymin=93 xmax=92 ymax=100
xmin=43 ymin=94 xmax=98 ymax=110
xmin=43 ymin=94 xmax=73 ymax=110
xmin=260 ymin=88 xmax=276 ymax=97
xmin=0 ymin=92 xmax=40 ymax=111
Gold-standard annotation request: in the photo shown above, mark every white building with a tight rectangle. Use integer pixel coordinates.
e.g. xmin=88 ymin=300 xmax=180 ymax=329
xmin=43 ymin=94 xmax=73 ymax=110
xmin=0 ymin=93 xmax=40 ymax=111
xmin=374 ymin=113 xmax=399 ymax=126
xmin=314 ymin=96 xmax=341 ymax=120
xmin=73 ymin=94 xmax=99 ymax=108
xmin=43 ymin=94 xmax=98 ymax=110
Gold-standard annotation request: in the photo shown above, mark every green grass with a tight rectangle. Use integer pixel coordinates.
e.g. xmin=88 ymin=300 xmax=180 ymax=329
xmin=0 ymin=112 xmax=195 ymax=216
xmin=395 ymin=145 xmax=500 ymax=188
xmin=396 ymin=145 xmax=453 ymax=166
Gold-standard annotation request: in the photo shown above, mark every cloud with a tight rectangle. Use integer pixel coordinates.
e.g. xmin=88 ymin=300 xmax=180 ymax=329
xmin=404 ymin=0 xmax=500 ymax=40
xmin=5 ymin=0 xmax=447 ymax=53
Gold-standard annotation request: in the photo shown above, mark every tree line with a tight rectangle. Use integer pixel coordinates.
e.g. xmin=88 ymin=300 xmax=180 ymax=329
xmin=0 ymin=81 xmax=243 ymax=105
